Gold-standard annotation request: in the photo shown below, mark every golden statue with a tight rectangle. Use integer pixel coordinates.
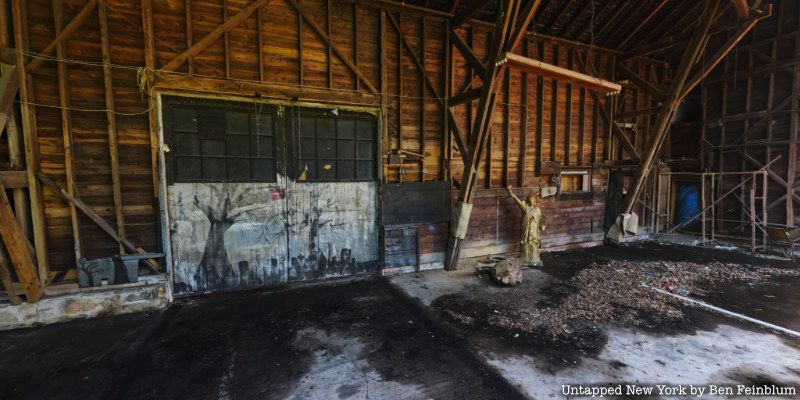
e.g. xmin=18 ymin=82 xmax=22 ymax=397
xmin=506 ymin=185 xmax=547 ymax=267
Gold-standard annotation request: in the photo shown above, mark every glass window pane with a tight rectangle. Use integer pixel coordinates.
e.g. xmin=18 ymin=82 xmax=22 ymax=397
xmin=356 ymin=119 xmax=373 ymax=140
xmin=252 ymin=160 xmax=275 ymax=182
xmin=226 ymin=111 xmax=250 ymax=134
xmin=300 ymin=116 xmax=316 ymax=137
xmin=227 ymin=158 xmax=251 ymax=181
xmin=252 ymin=113 xmax=274 ymax=136
xmin=197 ymin=108 xmax=225 ymax=139
xmin=317 ymin=139 xmax=336 ymax=158
xmin=356 ymin=140 xmax=373 ymax=160
xmin=316 ymin=118 xmax=335 ymax=138
xmin=175 ymin=157 xmax=201 ymax=181
xmin=173 ymin=107 xmax=198 ymax=132
xmin=226 ymin=135 xmax=249 ymax=157
xmin=318 ymin=160 xmax=336 ymax=180
xmin=337 ymin=160 xmax=355 ymax=180
xmin=299 ymin=137 xmax=316 ymax=158
xmin=202 ymin=158 xmax=226 ymax=181
xmin=337 ymin=119 xmax=355 ymax=139
xmin=250 ymin=136 xmax=274 ymax=158
xmin=175 ymin=133 xmax=199 ymax=155
xmin=201 ymin=140 xmax=226 ymax=156
xmin=356 ymin=161 xmax=373 ymax=180
xmin=337 ymin=139 xmax=355 ymax=159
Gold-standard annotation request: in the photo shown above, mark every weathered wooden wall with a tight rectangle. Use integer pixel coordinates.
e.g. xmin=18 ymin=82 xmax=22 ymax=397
xmin=702 ymin=0 xmax=799 ymax=231
xmin=7 ymin=0 xmax=666 ymax=279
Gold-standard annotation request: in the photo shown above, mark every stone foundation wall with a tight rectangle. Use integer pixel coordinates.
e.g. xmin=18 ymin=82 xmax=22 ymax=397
xmin=0 ymin=277 xmax=169 ymax=331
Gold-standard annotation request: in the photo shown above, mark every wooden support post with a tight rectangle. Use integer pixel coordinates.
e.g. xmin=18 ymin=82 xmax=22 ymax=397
xmin=257 ymin=6 xmax=264 ymax=81
xmin=53 ymin=0 xmax=82 ymax=261
xmin=99 ymin=0 xmax=126 ymax=253
xmin=223 ymin=0 xmax=230 ymax=78
xmin=0 ymin=242 xmax=21 ymax=304
xmin=445 ymin=0 xmax=517 ymax=270
xmin=0 ymin=180 xmax=42 ymax=302
xmin=622 ymin=0 xmax=721 ymax=217
xmin=185 ymin=0 xmax=194 ymax=75
xmin=701 ymin=173 xmax=707 ymax=243
xmin=11 ymin=0 xmax=49 ymax=285
xmin=518 ymin=38 xmax=528 ymax=186
xmin=141 ymin=0 xmax=160 ymax=198
xmin=420 ymin=16 xmax=426 ymax=182
xmin=443 ymin=18 xmax=451 ymax=182
xmin=750 ymin=178 xmax=756 ymax=253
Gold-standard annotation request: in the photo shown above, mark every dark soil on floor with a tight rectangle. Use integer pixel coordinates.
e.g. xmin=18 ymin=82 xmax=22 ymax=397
xmin=0 ymin=279 xmax=524 ymax=400
xmin=432 ymin=242 xmax=800 ymax=371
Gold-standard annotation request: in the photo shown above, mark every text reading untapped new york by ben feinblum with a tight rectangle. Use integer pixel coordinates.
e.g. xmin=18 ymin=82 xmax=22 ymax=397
xmin=561 ymin=384 xmax=798 ymax=398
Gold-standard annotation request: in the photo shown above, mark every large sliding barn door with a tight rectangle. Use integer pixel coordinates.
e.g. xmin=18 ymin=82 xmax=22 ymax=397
xmin=163 ymin=97 xmax=378 ymax=296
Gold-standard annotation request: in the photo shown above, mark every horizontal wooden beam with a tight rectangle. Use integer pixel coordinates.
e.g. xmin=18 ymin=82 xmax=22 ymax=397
xmin=26 ymin=0 xmax=97 ymax=73
xmin=154 ymin=72 xmax=381 ymax=107
xmin=162 ymin=0 xmax=273 ymax=72
xmin=497 ymin=52 xmax=622 ymax=94
xmin=0 ymin=171 xmax=29 ymax=188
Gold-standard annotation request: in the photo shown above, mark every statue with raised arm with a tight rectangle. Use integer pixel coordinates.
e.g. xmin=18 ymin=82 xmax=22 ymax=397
xmin=506 ymin=185 xmax=547 ymax=267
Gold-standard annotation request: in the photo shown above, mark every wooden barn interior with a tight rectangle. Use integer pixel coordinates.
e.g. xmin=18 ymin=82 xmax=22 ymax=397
xmin=1 ymin=0 xmax=799 ymax=398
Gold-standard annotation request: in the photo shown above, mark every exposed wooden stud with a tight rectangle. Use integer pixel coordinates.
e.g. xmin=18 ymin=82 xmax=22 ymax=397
xmin=52 ymin=0 xmax=82 ymax=261
xmin=623 ymin=0 xmax=720 ymax=215
xmin=25 ymin=0 xmax=97 ymax=73
xmin=36 ymin=173 xmax=160 ymax=274
xmin=451 ymin=31 xmax=486 ymax=77
xmin=185 ymin=0 xmax=194 ymax=75
xmin=11 ymin=0 xmax=49 ymax=285
xmin=562 ymin=49 xmax=573 ymax=165
xmin=287 ymin=0 xmax=379 ymax=93
xmin=326 ymin=0 xmax=332 ymax=88
xmin=223 ymin=0 xmax=230 ymax=78
xmin=550 ymin=45 xmax=558 ymax=161
xmin=99 ymin=0 xmax=126 ymax=253
xmin=141 ymin=0 xmax=159 ymax=198
xmin=420 ymin=16 xmax=426 ymax=181
xmin=162 ymin=0 xmax=274 ymax=72
xmin=518 ymin=38 xmax=528 ymax=186
xmin=257 ymin=5 xmax=264 ymax=81
xmin=502 ymin=68 xmax=510 ymax=186
xmin=535 ymin=41 xmax=544 ymax=175
xmin=353 ymin=3 xmax=359 ymax=91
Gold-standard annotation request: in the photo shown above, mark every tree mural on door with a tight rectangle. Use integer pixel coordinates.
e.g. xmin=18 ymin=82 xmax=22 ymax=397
xmin=193 ymin=185 xmax=268 ymax=289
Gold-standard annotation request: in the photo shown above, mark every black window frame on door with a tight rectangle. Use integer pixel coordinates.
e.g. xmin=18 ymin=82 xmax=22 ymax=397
xmin=163 ymin=96 xmax=285 ymax=184
xmin=163 ymin=97 xmax=378 ymax=185
xmin=284 ymin=106 xmax=378 ymax=183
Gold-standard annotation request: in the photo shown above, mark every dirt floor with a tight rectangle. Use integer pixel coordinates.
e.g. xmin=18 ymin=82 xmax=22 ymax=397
xmin=0 ymin=279 xmax=523 ymax=400
xmin=391 ymin=242 xmax=800 ymax=399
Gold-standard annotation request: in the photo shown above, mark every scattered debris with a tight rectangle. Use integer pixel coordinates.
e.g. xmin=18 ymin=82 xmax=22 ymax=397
xmin=490 ymin=258 xmax=524 ymax=287
xmin=439 ymin=259 xmax=800 ymax=342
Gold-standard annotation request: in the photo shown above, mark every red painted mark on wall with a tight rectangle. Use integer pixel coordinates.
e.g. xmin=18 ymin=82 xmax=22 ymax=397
xmin=272 ymin=188 xmax=285 ymax=200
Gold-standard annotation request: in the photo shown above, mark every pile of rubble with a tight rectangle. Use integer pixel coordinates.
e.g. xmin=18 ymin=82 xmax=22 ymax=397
xmin=445 ymin=260 xmax=800 ymax=339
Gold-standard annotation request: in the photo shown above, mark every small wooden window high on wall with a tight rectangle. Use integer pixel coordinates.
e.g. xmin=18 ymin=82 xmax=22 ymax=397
xmin=560 ymin=170 xmax=590 ymax=193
